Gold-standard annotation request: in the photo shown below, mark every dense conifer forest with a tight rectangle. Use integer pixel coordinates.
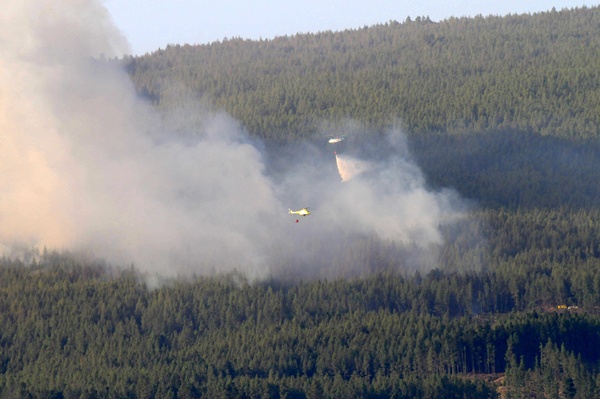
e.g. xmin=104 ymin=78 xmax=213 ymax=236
xmin=124 ymin=6 xmax=600 ymax=141
xmin=3 ymin=5 xmax=600 ymax=398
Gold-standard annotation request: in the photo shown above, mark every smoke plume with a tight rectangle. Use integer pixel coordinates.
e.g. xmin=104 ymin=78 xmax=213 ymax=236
xmin=0 ymin=0 xmax=283 ymax=277
xmin=0 ymin=0 xmax=469 ymax=279
xmin=335 ymin=154 xmax=372 ymax=182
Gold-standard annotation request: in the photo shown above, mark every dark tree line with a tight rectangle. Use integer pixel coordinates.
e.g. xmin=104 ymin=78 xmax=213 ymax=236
xmin=4 ymin=213 xmax=600 ymax=399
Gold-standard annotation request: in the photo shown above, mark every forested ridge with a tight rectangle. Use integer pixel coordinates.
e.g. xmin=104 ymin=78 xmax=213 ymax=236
xmin=4 ymin=5 xmax=600 ymax=399
xmin=4 ymin=206 xmax=600 ymax=398
xmin=3 ymin=247 xmax=600 ymax=399
xmin=124 ymin=6 xmax=600 ymax=141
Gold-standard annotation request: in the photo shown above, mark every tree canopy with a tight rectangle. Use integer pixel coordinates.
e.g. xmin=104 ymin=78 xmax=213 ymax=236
xmin=3 ymin=6 xmax=600 ymax=398
xmin=124 ymin=6 xmax=600 ymax=142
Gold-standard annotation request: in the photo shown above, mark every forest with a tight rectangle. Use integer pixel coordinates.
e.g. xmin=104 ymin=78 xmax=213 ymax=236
xmin=123 ymin=6 xmax=600 ymax=142
xmin=3 ymin=5 xmax=600 ymax=399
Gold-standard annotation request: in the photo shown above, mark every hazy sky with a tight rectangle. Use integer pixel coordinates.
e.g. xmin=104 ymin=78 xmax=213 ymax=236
xmin=104 ymin=0 xmax=594 ymax=55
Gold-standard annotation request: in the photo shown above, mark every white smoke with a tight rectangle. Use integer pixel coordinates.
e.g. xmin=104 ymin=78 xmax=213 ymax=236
xmin=335 ymin=154 xmax=372 ymax=182
xmin=323 ymin=130 xmax=461 ymax=247
xmin=0 ymin=0 xmax=469 ymax=279
xmin=0 ymin=0 xmax=284 ymax=277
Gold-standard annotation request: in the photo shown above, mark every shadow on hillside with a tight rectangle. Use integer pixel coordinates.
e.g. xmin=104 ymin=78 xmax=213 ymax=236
xmin=410 ymin=130 xmax=600 ymax=210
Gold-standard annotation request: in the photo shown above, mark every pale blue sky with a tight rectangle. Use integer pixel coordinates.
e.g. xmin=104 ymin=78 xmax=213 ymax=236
xmin=104 ymin=0 xmax=595 ymax=55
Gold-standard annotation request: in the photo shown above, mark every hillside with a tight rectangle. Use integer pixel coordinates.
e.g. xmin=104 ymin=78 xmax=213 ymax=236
xmin=125 ymin=6 xmax=600 ymax=141
xmin=2 ymin=253 xmax=600 ymax=398
xmin=3 ymin=6 xmax=600 ymax=399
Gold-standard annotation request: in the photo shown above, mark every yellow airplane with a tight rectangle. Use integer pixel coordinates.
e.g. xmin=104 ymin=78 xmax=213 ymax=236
xmin=289 ymin=208 xmax=310 ymax=217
